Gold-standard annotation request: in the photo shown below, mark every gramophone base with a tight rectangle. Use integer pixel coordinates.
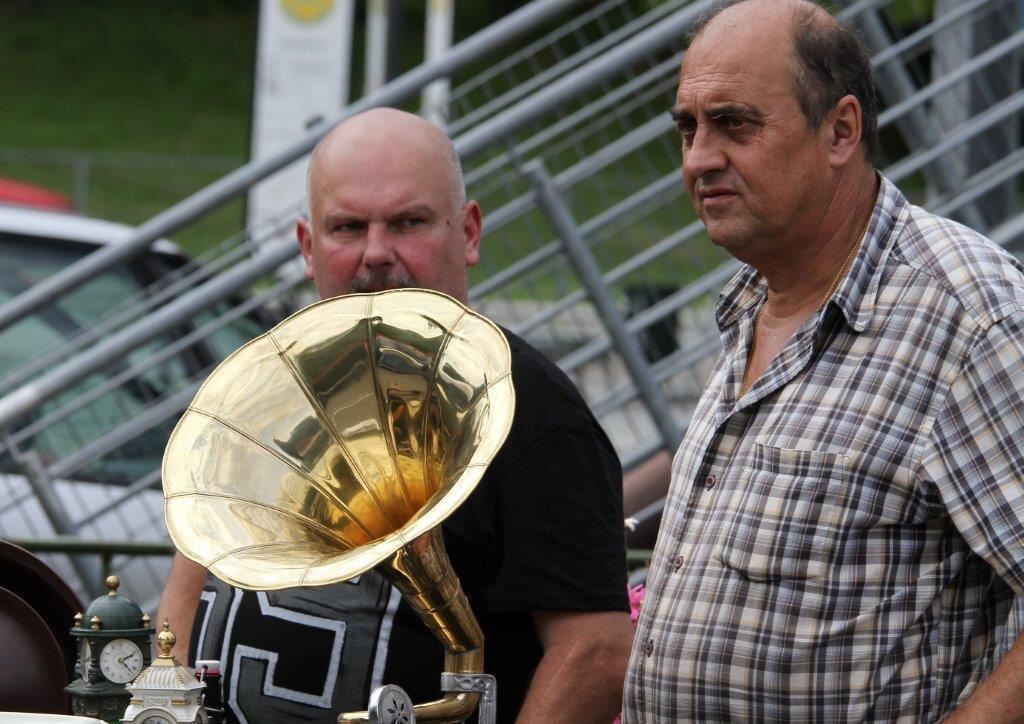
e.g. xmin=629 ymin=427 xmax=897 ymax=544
xmin=439 ymin=672 xmax=496 ymax=723
xmin=368 ymin=684 xmax=416 ymax=723
xmin=340 ymin=671 xmax=497 ymax=724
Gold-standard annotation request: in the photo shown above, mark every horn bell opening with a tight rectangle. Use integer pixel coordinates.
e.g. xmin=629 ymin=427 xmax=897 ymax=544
xmin=162 ymin=289 xmax=515 ymax=592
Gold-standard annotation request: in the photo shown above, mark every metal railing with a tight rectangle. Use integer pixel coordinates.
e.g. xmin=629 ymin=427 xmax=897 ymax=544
xmin=1 ymin=0 xmax=1022 ymax=604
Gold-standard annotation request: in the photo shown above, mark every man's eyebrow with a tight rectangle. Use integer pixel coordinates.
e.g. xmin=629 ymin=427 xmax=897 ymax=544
xmin=391 ymin=204 xmax=436 ymax=218
xmin=669 ymin=104 xmax=764 ymax=123
xmin=708 ymin=103 xmax=764 ymax=121
xmin=669 ymin=107 xmax=692 ymax=124
xmin=322 ymin=210 xmax=362 ymax=229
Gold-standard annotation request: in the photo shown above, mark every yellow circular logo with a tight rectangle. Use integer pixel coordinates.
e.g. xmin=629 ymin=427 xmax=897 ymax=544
xmin=280 ymin=0 xmax=334 ymax=23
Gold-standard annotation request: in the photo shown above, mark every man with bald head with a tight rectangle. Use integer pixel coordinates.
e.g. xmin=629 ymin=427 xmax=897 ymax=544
xmin=624 ymin=0 xmax=1024 ymax=720
xmin=159 ymin=108 xmax=632 ymax=722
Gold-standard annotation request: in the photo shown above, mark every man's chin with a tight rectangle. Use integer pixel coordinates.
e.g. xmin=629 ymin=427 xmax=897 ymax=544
xmin=705 ymin=228 xmax=738 ymax=250
xmin=703 ymin=220 xmax=750 ymax=249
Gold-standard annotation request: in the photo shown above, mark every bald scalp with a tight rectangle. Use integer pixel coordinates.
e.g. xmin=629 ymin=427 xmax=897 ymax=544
xmin=690 ymin=0 xmax=832 ymax=43
xmin=306 ymin=108 xmax=466 ymax=215
xmin=688 ymin=0 xmax=879 ymax=161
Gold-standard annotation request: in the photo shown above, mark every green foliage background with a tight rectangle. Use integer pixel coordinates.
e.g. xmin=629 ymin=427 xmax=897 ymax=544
xmin=0 ymin=0 xmax=529 ymax=255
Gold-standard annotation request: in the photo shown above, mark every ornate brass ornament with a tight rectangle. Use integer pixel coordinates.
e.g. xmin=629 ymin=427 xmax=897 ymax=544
xmin=163 ymin=289 xmax=515 ymax=722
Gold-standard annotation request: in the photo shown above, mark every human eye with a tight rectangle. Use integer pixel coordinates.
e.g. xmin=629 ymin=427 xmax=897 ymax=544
xmin=679 ymin=126 xmax=697 ymax=146
xmin=670 ymin=108 xmax=695 ymax=137
xmin=675 ymin=119 xmax=697 ymax=147
xmin=330 ymin=219 xmax=365 ymax=235
xmin=713 ymin=111 xmax=755 ymax=136
xmin=391 ymin=214 xmax=428 ymax=232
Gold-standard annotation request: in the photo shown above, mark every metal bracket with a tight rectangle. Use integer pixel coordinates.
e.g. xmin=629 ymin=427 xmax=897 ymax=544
xmin=440 ymin=672 xmax=497 ymax=724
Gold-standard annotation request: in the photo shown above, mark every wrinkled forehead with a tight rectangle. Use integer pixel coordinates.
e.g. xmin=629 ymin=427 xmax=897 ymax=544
xmin=678 ymin=16 xmax=797 ymax=103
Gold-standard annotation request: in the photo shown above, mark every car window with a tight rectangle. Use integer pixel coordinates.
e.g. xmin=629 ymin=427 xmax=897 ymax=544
xmin=0 ymin=233 xmax=160 ymax=377
xmin=0 ymin=229 xmax=267 ymax=485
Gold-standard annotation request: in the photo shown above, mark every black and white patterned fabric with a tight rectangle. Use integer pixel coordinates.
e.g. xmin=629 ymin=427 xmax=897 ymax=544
xmin=624 ymin=176 xmax=1024 ymax=722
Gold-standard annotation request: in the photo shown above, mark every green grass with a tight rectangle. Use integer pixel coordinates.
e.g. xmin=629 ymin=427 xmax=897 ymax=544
xmin=0 ymin=1 xmax=547 ymax=257
xmin=2 ymin=1 xmax=254 ymax=151
xmin=0 ymin=0 xmax=255 ymax=254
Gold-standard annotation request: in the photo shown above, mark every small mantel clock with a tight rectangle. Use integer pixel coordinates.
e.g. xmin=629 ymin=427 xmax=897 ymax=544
xmin=122 ymin=620 xmax=208 ymax=724
xmin=66 ymin=574 xmax=155 ymax=723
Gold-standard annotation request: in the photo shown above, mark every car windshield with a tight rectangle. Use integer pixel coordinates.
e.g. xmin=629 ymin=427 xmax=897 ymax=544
xmin=0 ymin=229 xmax=264 ymax=484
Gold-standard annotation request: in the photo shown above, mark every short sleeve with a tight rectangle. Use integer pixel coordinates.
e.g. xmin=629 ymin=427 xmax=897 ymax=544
xmin=480 ymin=421 xmax=629 ymax=613
xmin=920 ymin=310 xmax=1024 ymax=595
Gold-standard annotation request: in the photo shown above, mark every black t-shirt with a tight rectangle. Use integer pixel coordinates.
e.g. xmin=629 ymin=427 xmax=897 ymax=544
xmin=191 ymin=330 xmax=628 ymax=723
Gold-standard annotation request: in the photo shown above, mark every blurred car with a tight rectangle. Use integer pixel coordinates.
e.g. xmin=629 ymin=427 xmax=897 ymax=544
xmin=0 ymin=203 xmax=272 ymax=484
xmin=0 ymin=178 xmax=74 ymax=212
xmin=0 ymin=202 xmax=281 ymax=606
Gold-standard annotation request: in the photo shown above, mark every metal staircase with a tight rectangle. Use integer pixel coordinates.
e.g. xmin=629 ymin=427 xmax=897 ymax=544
xmin=0 ymin=0 xmax=1021 ymax=607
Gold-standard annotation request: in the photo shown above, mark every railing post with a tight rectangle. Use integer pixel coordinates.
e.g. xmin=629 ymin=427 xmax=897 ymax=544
xmin=838 ymin=0 xmax=990 ymax=232
xmin=73 ymin=155 xmax=90 ymax=213
xmin=524 ymin=160 xmax=682 ymax=451
xmin=423 ymin=0 xmax=455 ymax=126
xmin=7 ymin=445 xmax=103 ymax=597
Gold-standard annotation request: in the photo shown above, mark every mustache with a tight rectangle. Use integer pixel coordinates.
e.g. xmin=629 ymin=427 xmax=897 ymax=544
xmin=348 ymin=269 xmax=418 ymax=294
xmin=694 ymin=172 xmax=729 ymax=192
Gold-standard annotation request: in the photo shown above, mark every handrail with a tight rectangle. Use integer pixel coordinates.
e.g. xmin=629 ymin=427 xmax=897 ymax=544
xmin=0 ymin=0 xmax=589 ymax=334
xmin=10 ymin=536 xmax=175 ymax=555
xmin=0 ymin=2 xmax=709 ymax=432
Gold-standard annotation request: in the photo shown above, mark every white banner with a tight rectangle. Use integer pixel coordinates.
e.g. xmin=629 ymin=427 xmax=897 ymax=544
xmin=247 ymin=0 xmax=354 ymax=241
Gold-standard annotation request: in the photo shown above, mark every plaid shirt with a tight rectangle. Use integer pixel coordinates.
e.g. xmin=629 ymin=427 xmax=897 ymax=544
xmin=624 ymin=176 xmax=1024 ymax=722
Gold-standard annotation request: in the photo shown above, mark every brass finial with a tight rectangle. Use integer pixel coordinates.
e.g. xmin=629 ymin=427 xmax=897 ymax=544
xmin=74 ymin=612 xmax=83 ymax=627
xmin=157 ymin=619 xmax=176 ymax=659
xmin=142 ymin=613 xmax=152 ymax=629
xmin=90 ymin=615 xmax=102 ymax=631
xmin=105 ymin=575 xmax=119 ymax=596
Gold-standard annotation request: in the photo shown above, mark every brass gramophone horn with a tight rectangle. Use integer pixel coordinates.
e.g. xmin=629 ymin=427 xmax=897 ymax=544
xmin=162 ymin=289 xmax=515 ymax=722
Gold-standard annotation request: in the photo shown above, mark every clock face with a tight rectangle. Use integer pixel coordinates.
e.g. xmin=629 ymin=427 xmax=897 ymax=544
xmin=140 ymin=716 xmax=173 ymax=724
xmin=78 ymin=638 xmax=91 ymax=678
xmin=99 ymin=638 xmax=144 ymax=683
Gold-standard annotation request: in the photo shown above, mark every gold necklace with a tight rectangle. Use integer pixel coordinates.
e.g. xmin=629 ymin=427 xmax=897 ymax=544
xmin=738 ymin=218 xmax=870 ymax=398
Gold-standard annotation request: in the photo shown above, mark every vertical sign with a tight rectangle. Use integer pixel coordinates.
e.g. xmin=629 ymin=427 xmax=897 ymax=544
xmin=248 ymin=0 xmax=354 ymax=240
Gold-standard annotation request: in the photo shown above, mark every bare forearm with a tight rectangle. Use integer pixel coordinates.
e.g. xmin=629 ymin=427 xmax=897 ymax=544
xmin=155 ymin=553 xmax=207 ymax=663
xmin=516 ymin=613 xmax=633 ymax=723
xmin=945 ymin=632 xmax=1024 ymax=722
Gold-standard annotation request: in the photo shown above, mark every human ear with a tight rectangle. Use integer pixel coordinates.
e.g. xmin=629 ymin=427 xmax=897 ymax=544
xmin=295 ymin=217 xmax=316 ymax=280
xmin=828 ymin=94 xmax=863 ymax=167
xmin=461 ymin=201 xmax=482 ymax=268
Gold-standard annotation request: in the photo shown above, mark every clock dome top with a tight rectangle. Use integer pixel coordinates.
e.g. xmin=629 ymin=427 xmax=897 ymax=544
xmin=80 ymin=575 xmax=148 ymax=631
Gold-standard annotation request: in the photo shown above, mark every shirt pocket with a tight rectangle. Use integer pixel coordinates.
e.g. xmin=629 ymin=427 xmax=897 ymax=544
xmin=717 ymin=443 xmax=845 ymax=582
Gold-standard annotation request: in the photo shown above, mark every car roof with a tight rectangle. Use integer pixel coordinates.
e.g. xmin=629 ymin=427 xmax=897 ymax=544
xmin=0 ymin=204 xmax=184 ymax=256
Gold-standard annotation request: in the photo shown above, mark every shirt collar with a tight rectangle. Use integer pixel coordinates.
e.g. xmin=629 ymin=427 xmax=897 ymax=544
xmin=714 ymin=174 xmax=908 ymax=334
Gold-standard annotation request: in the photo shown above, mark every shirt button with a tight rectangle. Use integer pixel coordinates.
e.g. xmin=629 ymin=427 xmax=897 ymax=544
xmin=704 ymin=474 xmax=717 ymax=489
xmin=673 ymin=555 xmax=685 ymax=571
xmin=643 ymin=639 xmax=654 ymax=657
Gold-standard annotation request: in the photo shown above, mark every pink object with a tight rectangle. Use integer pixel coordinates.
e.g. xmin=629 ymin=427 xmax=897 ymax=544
xmin=627 ymin=583 xmax=645 ymax=623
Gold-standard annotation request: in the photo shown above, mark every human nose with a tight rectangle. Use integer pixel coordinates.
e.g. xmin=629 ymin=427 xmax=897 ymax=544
xmin=682 ymin=126 xmax=727 ymax=180
xmin=362 ymin=224 xmax=396 ymax=267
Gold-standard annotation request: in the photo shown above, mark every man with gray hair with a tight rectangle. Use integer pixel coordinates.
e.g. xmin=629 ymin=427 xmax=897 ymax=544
xmin=624 ymin=0 xmax=1024 ymax=720
xmin=159 ymin=107 xmax=633 ymax=722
